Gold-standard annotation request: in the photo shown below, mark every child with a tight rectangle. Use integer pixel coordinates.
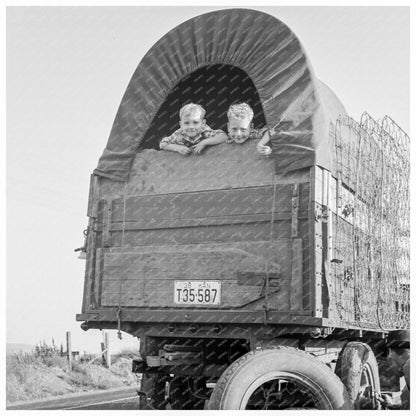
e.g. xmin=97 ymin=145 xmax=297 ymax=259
xmin=226 ymin=103 xmax=272 ymax=156
xmin=160 ymin=103 xmax=227 ymax=155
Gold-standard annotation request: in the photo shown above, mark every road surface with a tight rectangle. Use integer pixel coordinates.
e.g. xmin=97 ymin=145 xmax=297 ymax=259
xmin=7 ymin=386 xmax=141 ymax=410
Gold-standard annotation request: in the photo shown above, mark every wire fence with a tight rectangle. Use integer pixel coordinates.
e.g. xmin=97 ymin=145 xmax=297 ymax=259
xmin=330 ymin=113 xmax=410 ymax=329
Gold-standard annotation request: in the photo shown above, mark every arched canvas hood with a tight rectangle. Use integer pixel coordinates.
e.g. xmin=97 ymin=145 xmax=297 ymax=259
xmin=94 ymin=8 xmax=346 ymax=181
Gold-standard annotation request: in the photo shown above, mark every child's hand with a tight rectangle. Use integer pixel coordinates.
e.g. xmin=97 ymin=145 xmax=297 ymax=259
xmin=257 ymin=143 xmax=272 ymax=156
xmin=176 ymin=145 xmax=192 ymax=155
xmin=192 ymin=141 xmax=206 ymax=155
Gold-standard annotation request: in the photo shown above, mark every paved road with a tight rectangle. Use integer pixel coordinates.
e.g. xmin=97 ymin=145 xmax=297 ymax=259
xmin=7 ymin=386 xmax=141 ymax=410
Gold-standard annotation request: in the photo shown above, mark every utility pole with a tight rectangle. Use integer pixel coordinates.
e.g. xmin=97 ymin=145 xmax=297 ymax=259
xmin=101 ymin=331 xmax=111 ymax=368
xmin=105 ymin=332 xmax=111 ymax=368
xmin=66 ymin=331 xmax=72 ymax=371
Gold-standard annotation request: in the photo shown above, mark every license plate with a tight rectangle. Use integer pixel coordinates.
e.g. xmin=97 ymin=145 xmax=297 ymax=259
xmin=174 ymin=281 xmax=221 ymax=305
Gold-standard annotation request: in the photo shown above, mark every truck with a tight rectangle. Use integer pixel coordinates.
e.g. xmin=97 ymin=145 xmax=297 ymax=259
xmin=76 ymin=8 xmax=410 ymax=410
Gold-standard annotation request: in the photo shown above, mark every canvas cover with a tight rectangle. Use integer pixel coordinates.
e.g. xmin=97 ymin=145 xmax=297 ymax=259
xmin=94 ymin=8 xmax=347 ymax=182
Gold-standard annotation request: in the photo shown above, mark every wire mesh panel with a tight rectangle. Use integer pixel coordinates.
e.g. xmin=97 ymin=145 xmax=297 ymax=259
xmin=377 ymin=115 xmax=410 ymax=328
xmin=330 ymin=113 xmax=410 ymax=329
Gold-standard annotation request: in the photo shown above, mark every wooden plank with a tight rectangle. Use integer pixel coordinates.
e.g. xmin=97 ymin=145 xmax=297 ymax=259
xmin=112 ymin=222 xmax=293 ymax=246
xmin=311 ymin=172 xmax=327 ymax=318
xmin=79 ymin=308 xmax=322 ymax=327
xmin=82 ymin=221 xmax=99 ymax=311
xmin=313 ymin=251 xmax=323 ymax=318
xmin=314 ymin=166 xmax=323 ymax=204
xmin=328 ymin=174 xmax=337 ymax=214
xmin=303 ymin=167 xmax=316 ymax=312
xmin=112 ymin=187 xmax=280 ymax=221
xmin=104 ymin=240 xmax=292 ymax=262
xmin=105 ymin=211 xmax=309 ymax=232
xmin=321 ymin=169 xmax=331 ymax=317
xmin=96 ymin=200 xmax=107 ymax=225
xmin=289 ymin=238 xmax=303 ymax=311
xmin=81 ymin=218 xmax=95 ymax=312
xmin=101 ymin=248 xmax=282 ymax=282
xmin=313 ymin=171 xmax=330 ymax=318
xmin=87 ymin=174 xmax=100 ymax=218
xmin=322 ymin=169 xmax=329 ymax=208
xmin=321 ymin=208 xmax=330 ymax=318
xmin=94 ymin=247 xmax=104 ymax=308
xmin=111 ymin=185 xmax=310 ymax=222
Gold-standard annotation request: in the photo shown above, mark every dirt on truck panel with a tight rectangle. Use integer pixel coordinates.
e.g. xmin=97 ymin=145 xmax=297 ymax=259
xmin=77 ymin=8 xmax=410 ymax=411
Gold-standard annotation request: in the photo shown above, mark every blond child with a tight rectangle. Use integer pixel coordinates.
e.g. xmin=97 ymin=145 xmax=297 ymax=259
xmin=159 ymin=103 xmax=227 ymax=155
xmin=226 ymin=103 xmax=272 ymax=156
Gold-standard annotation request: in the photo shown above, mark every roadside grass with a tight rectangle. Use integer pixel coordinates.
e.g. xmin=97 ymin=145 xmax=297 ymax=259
xmin=111 ymin=347 xmax=142 ymax=362
xmin=6 ymin=348 xmax=141 ymax=405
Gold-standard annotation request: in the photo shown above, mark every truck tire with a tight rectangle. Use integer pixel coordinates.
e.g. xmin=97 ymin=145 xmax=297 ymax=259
xmin=138 ymin=373 xmax=169 ymax=410
xmin=207 ymin=347 xmax=353 ymax=410
xmin=335 ymin=341 xmax=381 ymax=409
xmin=169 ymin=376 xmax=206 ymax=409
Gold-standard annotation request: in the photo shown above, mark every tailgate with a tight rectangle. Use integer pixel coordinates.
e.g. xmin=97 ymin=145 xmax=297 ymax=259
xmin=96 ymin=240 xmax=291 ymax=310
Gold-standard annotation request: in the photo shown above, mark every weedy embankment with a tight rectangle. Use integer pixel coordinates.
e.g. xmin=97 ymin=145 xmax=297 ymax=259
xmin=6 ymin=347 xmax=140 ymax=405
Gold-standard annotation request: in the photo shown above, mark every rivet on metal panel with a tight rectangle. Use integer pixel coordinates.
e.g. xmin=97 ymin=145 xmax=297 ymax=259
xmin=190 ymin=324 xmax=199 ymax=333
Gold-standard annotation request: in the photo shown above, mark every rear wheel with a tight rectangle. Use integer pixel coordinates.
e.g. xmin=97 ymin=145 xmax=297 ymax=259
xmin=335 ymin=342 xmax=381 ymax=409
xmin=208 ymin=347 xmax=353 ymax=410
xmin=138 ymin=373 xmax=170 ymax=410
xmin=169 ymin=376 xmax=207 ymax=409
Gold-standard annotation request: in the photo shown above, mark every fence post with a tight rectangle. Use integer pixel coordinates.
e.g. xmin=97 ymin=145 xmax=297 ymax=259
xmin=101 ymin=341 xmax=106 ymax=366
xmin=66 ymin=331 xmax=72 ymax=371
xmin=105 ymin=332 xmax=111 ymax=368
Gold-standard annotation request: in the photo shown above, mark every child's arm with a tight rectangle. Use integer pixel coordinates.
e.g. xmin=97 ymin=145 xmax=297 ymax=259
xmin=257 ymin=130 xmax=272 ymax=156
xmin=193 ymin=131 xmax=228 ymax=155
xmin=160 ymin=132 xmax=192 ymax=155
xmin=162 ymin=143 xmax=192 ymax=155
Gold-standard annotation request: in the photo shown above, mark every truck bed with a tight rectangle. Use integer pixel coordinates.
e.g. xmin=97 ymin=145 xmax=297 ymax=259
xmin=78 ymin=133 xmax=409 ymax=333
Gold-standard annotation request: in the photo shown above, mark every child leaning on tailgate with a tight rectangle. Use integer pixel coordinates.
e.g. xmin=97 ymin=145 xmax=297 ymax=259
xmin=159 ymin=103 xmax=227 ymax=155
xmin=226 ymin=103 xmax=273 ymax=156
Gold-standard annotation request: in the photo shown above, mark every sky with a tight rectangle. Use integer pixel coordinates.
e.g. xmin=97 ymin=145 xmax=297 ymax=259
xmin=5 ymin=4 xmax=413 ymax=356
